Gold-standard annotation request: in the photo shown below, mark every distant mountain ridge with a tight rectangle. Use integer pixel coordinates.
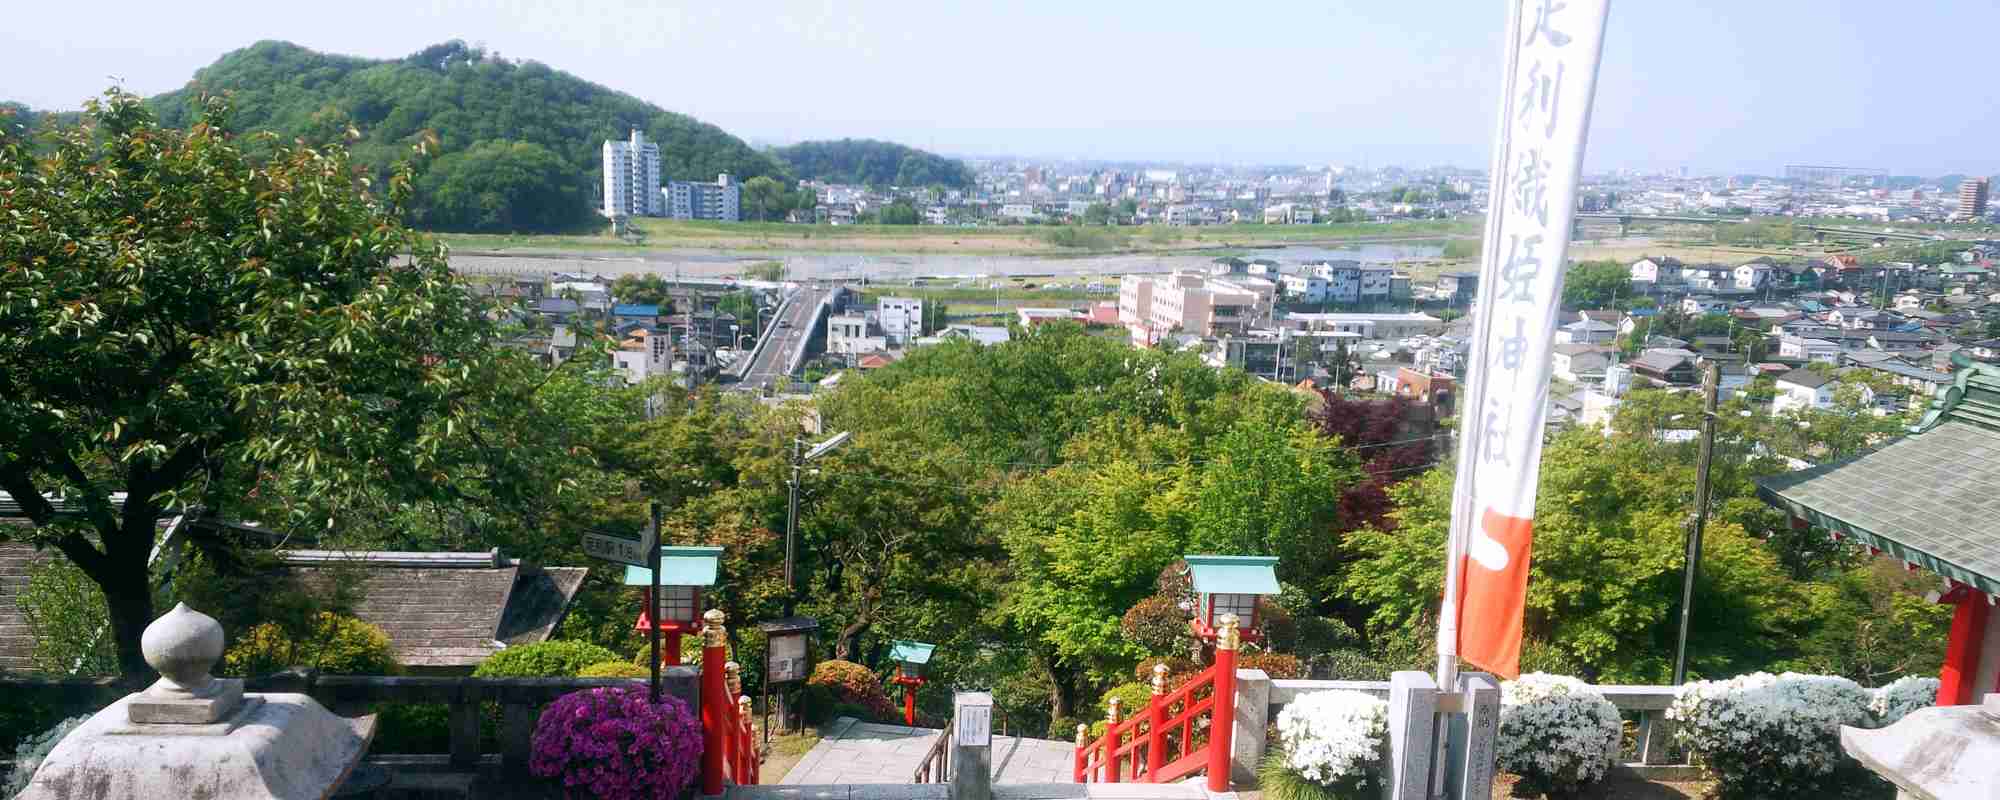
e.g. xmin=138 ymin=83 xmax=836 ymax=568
xmin=772 ymin=138 xmax=974 ymax=189
xmin=129 ymin=40 xmax=789 ymax=233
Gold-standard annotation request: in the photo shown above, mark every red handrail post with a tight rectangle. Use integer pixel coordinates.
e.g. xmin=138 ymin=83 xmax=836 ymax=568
xmin=1147 ymin=664 xmax=1169 ymax=782
xmin=724 ymin=661 xmax=744 ymax=783
xmin=1101 ymin=697 xmax=1123 ymax=783
xmin=1206 ymin=614 xmax=1241 ymax=793
xmin=700 ymin=610 xmax=729 ymax=795
xmin=738 ymin=695 xmax=757 ymax=784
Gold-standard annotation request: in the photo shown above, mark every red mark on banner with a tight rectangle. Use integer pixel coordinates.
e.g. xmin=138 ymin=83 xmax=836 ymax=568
xmin=1458 ymin=507 xmax=1536 ymax=678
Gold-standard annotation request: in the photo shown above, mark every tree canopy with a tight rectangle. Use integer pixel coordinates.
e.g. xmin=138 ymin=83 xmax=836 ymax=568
xmin=771 ymin=139 xmax=973 ymax=189
xmin=142 ymin=40 xmax=788 ymax=233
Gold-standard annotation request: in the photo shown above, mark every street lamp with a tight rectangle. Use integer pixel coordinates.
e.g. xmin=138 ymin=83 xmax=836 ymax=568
xmin=786 ymin=431 xmax=852 ymax=615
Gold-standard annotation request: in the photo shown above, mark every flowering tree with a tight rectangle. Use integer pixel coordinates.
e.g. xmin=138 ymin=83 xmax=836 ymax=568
xmin=1668 ymin=672 xmax=1878 ymax=797
xmin=530 ymin=686 xmax=703 ymax=800
xmin=1265 ymin=690 xmax=1387 ymax=798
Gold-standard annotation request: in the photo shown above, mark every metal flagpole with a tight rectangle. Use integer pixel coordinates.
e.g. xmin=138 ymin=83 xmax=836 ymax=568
xmin=1673 ymin=363 xmax=1720 ymax=685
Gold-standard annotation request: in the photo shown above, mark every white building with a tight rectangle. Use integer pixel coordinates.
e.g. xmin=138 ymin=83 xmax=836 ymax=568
xmin=1772 ymin=367 xmax=1871 ymax=414
xmin=611 ymin=332 xmax=673 ymax=385
xmin=1629 ymin=257 xmax=1683 ymax=286
xmin=1777 ymin=334 xmax=1841 ymax=363
xmin=1000 ymin=203 xmax=1038 ymax=221
xmin=667 ymin=174 xmax=741 ymax=221
xmin=1358 ymin=265 xmax=1395 ymax=300
xmin=1734 ymin=262 xmax=1775 ymax=290
xmin=1118 ymin=272 xmax=1268 ymax=342
xmin=1281 ymin=273 xmax=1331 ymax=303
xmin=603 ymin=128 xmax=664 ymax=218
xmin=827 ymin=313 xmax=888 ymax=355
xmin=1263 ymin=203 xmax=1313 ymax=224
xmin=1555 ymin=318 xmax=1618 ymax=345
xmin=1286 ymin=312 xmax=1446 ymax=340
xmin=877 ymin=297 xmax=925 ymax=343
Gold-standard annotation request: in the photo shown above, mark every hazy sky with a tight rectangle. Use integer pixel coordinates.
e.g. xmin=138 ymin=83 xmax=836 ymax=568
xmin=5 ymin=0 xmax=1995 ymax=175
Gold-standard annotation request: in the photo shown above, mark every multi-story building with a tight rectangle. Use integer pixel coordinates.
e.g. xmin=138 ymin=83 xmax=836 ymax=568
xmin=1958 ymin=178 xmax=1990 ymax=220
xmin=1118 ymin=272 xmax=1266 ymax=342
xmin=667 ymin=174 xmax=741 ymax=221
xmin=1286 ymin=312 xmax=1446 ymax=340
xmin=827 ymin=313 xmax=888 ymax=355
xmin=603 ymin=128 xmax=664 ymax=218
xmin=877 ymin=297 xmax=925 ymax=343
xmin=1358 ymin=265 xmax=1395 ymax=301
xmin=1313 ymin=261 xmax=1361 ymax=303
xmin=1435 ymin=272 xmax=1480 ymax=306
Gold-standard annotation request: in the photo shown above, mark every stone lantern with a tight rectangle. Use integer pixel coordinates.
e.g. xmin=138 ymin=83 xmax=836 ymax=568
xmin=888 ymin=639 xmax=935 ymax=726
xmin=627 ymin=545 xmax=723 ymax=666
xmin=1185 ymin=554 xmax=1281 ymax=645
xmin=16 ymin=603 xmax=373 ymax=800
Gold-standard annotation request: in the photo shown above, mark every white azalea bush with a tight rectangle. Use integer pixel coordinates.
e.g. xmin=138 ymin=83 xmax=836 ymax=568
xmin=1870 ymin=675 xmax=1939 ymax=725
xmin=1668 ymin=672 xmax=1876 ymax=797
xmin=1261 ymin=690 xmax=1388 ymax=800
xmin=1496 ymin=673 xmax=1621 ymax=796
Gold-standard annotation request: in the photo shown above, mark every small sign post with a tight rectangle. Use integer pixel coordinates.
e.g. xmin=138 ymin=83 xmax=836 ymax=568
xmin=582 ymin=521 xmax=658 ymax=568
xmin=757 ymin=616 xmax=820 ymax=742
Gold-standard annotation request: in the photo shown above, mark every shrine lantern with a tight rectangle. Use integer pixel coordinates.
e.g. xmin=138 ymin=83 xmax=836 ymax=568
xmin=1185 ymin=555 xmax=1281 ymax=645
xmin=888 ymin=639 xmax=936 ymax=726
xmin=626 ymin=546 xmax=723 ymax=666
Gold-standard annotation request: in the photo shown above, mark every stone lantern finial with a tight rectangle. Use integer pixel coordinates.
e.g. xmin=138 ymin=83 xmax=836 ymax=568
xmin=132 ymin=602 xmax=243 ymax=724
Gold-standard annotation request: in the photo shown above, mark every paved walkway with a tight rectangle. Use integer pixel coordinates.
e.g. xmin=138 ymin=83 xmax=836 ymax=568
xmin=781 ymin=717 xmax=1079 ymax=785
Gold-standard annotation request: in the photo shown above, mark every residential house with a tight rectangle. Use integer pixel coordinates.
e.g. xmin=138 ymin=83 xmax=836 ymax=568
xmin=1631 ymin=351 xmax=1698 ymax=386
xmin=1685 ymin=265 xmax=1733 ymax=291
xmin=1734 ymin=261 xmax=1776 ymax=291
xmin=1629 ymin=256 xmax=1684 ymax=287
xmin=1681 ymin=295 xmax=1730 ymax=316
xmin=1857 ymin=360 xmax=1954 ymax=397
xmin=1555 ymin=318 xmax=1618 ymax=345
xmin=1358 ymin=265 xmax=1396 ymax=301
xmin=1772 ymin=367 xmax=1872 ymax=414
xmin=1281 ymin=272 xmax=1332 ymax=304
xmin=1619 ymin=308 xmax=1659 ymax=336
xmin=877 ymin=297 xmax=925 ymax=343
xmin=1552 ymin=344 xmax=1614 ymax=383
xmin=1830 ymin=308 xmax=1907 ymax=330
xmin=612 ymin=304 xmax=661 ymax=326
xmin=1312 ymin=261 xmax=1363 ymax=303
xmin=827 ymin=313 xmax=888 ymax=355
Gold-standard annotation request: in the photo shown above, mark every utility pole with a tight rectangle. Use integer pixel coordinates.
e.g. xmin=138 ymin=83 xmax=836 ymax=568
xmin=1672 ymin=362 xmax=1720 ymax=686
xmin=785 ymin=437 xmax=803 ymax=617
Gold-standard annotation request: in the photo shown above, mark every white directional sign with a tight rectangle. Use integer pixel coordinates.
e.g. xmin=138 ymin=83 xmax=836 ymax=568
xmin=583 ymin=523 xmax=657 ymax=568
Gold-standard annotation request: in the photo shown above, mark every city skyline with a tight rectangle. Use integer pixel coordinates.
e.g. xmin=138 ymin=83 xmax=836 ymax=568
xmin=5 ymin=0 xmax=1997 ymax=176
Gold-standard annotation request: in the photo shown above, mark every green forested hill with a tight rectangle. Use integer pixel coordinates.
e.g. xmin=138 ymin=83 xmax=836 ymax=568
xmin=772 ymin=138 xmax=973 ymax=188
xmin=135 ymin=40 xmax=788 ymax=233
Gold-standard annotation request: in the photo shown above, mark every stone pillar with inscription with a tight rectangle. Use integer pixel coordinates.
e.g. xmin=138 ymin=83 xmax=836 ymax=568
xmin=950 ymin=691 xmax=993 ymax=800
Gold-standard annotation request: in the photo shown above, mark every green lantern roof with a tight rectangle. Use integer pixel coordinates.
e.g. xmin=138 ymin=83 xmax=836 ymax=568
xmin=1184 ymin=555 xmax=1281 ymax=595
xmin=888 ymin=640 xmax=935 ymax=665
xmin=622 ymin=546 xmax=724 ymax=586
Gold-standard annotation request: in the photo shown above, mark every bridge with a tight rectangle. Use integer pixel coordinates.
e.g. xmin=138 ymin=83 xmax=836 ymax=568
xmin=1573 ymin=213 xmax=1939 ymax=244
xmin=735 ymin=283 xmax=843 ymax=393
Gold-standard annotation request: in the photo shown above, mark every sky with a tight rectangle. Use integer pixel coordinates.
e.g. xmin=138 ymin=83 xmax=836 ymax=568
xmin=4 ymin=0 xmax=1996 ymax=176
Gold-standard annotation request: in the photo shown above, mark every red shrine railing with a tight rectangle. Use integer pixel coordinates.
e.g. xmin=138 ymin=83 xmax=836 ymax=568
xmin=699 ymin=611 xmax=760 ymax=793
xmin=1075 ymin=616 xmax=1239 ymax=792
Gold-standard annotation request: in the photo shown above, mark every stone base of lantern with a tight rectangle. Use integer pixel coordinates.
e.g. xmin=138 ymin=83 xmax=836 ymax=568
xmin=127 ymin=676 xmax=248 ymax=725
xmin=16 ymin=692 xmax=375 ymax=800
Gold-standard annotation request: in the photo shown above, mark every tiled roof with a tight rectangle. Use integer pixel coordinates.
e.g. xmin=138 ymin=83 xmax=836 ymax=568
xmin=0 ymin=542 xmax=57 ymax=674
xmin=288 ymin=553 xmax=588 ymax=668
xmin=1778 ymin=367 xmax=1833 ymax=389
xmin=1759 ymin=361 xmax=2000 ymax=593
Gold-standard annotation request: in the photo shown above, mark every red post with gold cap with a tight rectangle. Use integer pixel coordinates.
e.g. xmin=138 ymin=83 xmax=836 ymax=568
xmin=1101 ymin=696 xmax=1122 ymax=783
xmin=700 ymin=609 xmax=728 ymax=795
xmin=1147 ymin=663 xmax=1168 ymax=780
xmin=1207 ymin=613 xmax=1240 ymax=793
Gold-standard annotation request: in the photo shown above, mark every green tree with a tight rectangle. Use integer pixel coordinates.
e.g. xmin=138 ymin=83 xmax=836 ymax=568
xmin=412 ymin=139 xmax=590 ymax=232
xmin=742 ymin=175 xmax=786 ymax=222
xmin=1562 ymin=260 xmax=1630 ymax=309
xmin=0 ymin=92 xmax=496 ymax=676
xmin=877 ymin=201 xmax=921 ymax=225
xmin=1083 ymin=203 xmax=1113 ymax=225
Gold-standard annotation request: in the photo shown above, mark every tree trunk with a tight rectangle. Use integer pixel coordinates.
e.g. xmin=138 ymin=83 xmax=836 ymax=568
xmin=104 ymin=568 xmax=156 ymax=680
xmin=1049 ymin=670 xmax=1077 ymax=721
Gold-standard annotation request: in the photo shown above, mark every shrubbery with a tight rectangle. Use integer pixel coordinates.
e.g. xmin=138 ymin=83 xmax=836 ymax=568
xmin=579 ymin=661 xmax=649 ymax=679
xmin=3 ymin=715 xmax=88 ymax=797
xmin=1086 ymin=682 xmax=1158 ymax=738
xmin=1496 ymin=674 xmax=1621 ymax=797
xmin=1239 ymin=652 xmax=1304 ymax=679
xmin=1121 ymin=595 xmax=1192 ymax=654
xmin=474 ymin=641 xmax=621 ymax=678
xmin=1265 ymin=690 xmax=1387 ymax=799
xmin=805 ymin=660 xmax=896 ymax=723
xmin=1870 ymin=675 xmax=1938 ymax=725
xmin=220 ymin=613 xmax=396 ymax=677
xmin=530 ymin=686 xmax=703 ymax=800
xmin=1668 ymin=672 xmax=1881 ymax=797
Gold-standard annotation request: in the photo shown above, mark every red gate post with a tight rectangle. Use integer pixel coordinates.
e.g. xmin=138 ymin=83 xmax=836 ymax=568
xmin=700 ymin=609 xmax=729 ymax=795
xmin=1101 ymin=697 xmax=1122 ymax=783
xmin=1147 ymin=663 xmax=1168 ymax=782
xmin=1207 ymin=613 xmax=1240 ymax=793
xmin=905 ymin=684 xmax=918 ymax=726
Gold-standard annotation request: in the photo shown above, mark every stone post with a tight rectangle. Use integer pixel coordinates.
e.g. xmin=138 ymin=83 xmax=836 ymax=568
xmin=950 ymin=691 xmax=994 ymax=800
xmin=1386 ymin=671 xmax=1440 ymax=800
xmin=1231 ymin=667 xmax=1272 ymax=786
xmin=1443 ymin=672 xmax=1499 ymax=800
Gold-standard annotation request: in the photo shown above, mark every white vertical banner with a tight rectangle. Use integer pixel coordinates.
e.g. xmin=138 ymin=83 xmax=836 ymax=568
xmin=1439 ymin=0 xmax=1612 ymax=681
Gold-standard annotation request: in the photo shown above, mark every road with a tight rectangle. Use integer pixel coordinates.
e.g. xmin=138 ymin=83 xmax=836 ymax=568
xmin=740 ymin=284 xmax=832 ymax=393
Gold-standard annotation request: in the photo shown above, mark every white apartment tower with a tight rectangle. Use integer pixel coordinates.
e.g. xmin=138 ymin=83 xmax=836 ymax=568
xmin=603 ymin=128 xmax=664 ymax=218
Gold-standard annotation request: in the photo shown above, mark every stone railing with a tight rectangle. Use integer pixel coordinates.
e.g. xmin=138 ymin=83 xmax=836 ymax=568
xmin=1239 ymin=675 xmax=1691 ymax=780
xmin=0 ymin=669 xmax=701 ymax=774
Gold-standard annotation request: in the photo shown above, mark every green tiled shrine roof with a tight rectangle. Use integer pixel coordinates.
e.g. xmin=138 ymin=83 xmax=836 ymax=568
xmin=1758 ymin=355 xmax=2000 ymax=595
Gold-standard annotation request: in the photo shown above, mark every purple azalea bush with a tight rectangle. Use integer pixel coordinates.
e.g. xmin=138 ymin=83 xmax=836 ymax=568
xmin=530 ymin=685 xmax=704 ymax=799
